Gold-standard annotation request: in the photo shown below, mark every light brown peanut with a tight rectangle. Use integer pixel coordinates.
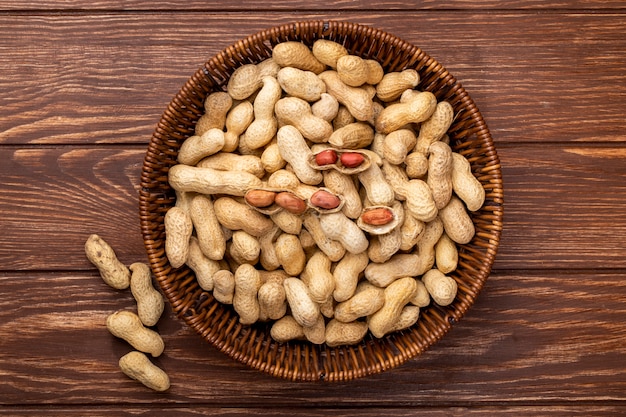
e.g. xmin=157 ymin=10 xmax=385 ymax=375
xmin=451 ymin=152 xmax=485 ymax=212
xmin=334 ymin=282 xmax=385 ymax=323
xmin=438 ymin=196 xmax=475 ymax=244
xmin=85 ymin=234 xmax=131 ymax=290
xmin=368 ymin=277 xmax=418 ymax=338
xmin=129 ymin=262 xmax=164 ymax=327
xmin=164 ymin=206 xmax=193 ymax=269
xmin=332 ymin=251 xmax=369 ymax=302
xmin=195 ymin=91 xmax=232 ymax=135
xmin=119 ymin=351 xmax=170 ymax=392
xmin=427 ymin=141 xmax=454 ymax=210
xmin=106 ymin=310 xmax=165 ymax=357
xmin=422 ymin=269 xmax=458 ymax=306
xmin=375 ymin=69 xmax=420 ymax=102
xmin=283 ymin=277 xmax=321 ymax=328
xmin=190 ymin=194 xmax=226 ymax=261
xmin=277 ymin=67 xmax=326 ymax=101
xmin=177 ymin=128 xmax=225 ymax=166
xmin=273 ymin=41 xmax=326 ymax=74
xmin=325 ymin=319 xmax=369 ymax=347
xmin=375 ymin=91 xmax=437 ymax=134
xmin=275 ymin=233 xmax=306 ymax=276
xmin=233 ymin=263 xmax=262 ymax=325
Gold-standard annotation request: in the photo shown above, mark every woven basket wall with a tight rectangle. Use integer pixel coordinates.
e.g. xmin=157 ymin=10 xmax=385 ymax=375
xmin=139 ymin=20 xmax=503 ymax=382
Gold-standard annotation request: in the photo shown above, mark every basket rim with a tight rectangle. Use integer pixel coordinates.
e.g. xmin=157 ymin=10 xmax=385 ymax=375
xmin=139 ymin=19 xmax=503 ymax=382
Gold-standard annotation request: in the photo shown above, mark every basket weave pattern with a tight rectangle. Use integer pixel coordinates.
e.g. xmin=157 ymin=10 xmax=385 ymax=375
xmin=139 ymin=20 xmax=503 ymax=382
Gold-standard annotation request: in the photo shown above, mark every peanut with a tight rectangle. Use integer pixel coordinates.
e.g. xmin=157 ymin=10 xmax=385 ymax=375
xmin=340 ymin=151 xmax=366 ymax=168
xmin=274 ymin=191 xmax=308 ymax=215
xmin=258 ymin=279 xmax=287 ymax=321
xmin=301 ymin=250 xmax=335 ymax=304
xmin=368 ymin=277 xmax=418 ymax=338
xmin=168 ymin=164 xmax=262 ymax=197
xmin=244 ymin=189 xmax=276 ymax=208
xmin=328 ymin=122 xmax=374 ymax=149
xmin=422 ymin=269 xmax=457 ymax=306
xmin=336 ymin=54 xmax=369 ymax=87
xmin=196 ymin=152 xmax=264 ymax=178
xmin=427 ymin=141 xmax=454 ymax=210
xmin=435 ymin=232 xmax=458 ymax=274
xmin=360 ymin=207 xmax=395 ymax=226
xmin=270 ymin=315 xmax=305 ymax=343
xmin=334 ymin=282 xmax=385 ymax=323
xmin=163 ymin=207 xmax=193 ymax=269
xmin=364 ymin=254 xmax=420 ymax=287
xmin=302 ymin=212 xmax=346 ymax=262
xmin=230 ymin=230 xmax=261 ymax=265
xmin=106 ymin=310 xmax=164 ymax=357
xmin=277 ymin=67 xmax=326 ymax=101
xmin=387 ymin=305 xmax=421 ymax=334
xmin=375 ymin=69 xmax=420 ymax=102
xmin=303 ymin=314 xmax=326 ymax=345
xmin=312 ymin=39 xmax=348 ymax=69
xmin=319 ymin=211 xmax=369 ymax=255
xmin=276 ymin=125 xmax=323 ymax=185
xmin=223 ymin=101 xmax=254 ymax=152
xmin=375 ymin=91 xmax=437 ymax=134
xmin=283 ymin=277 xmax=321 ymax=328
xmin=319 ymin=70 xmax=374 ymax=122
xmin=325 ymin=319 xmax=369 ymax=347
xmin=383 ymin=128 xmax=417 ymax=165
xmin=227 ymin=64 xmax=263 ymax=100
xmin=322 ymin=170 xmax=362 ymax=219
xmin=439 ymin=196 xmax=475 ymax=244
xmin=195 ymin=91 xmax=232 ymax=135
xmin=186 ymin=236 xmax=220 ymax=291
xmin=451 ymin=152 xmax=485 ymax=212
xmin=190 ymin=194 xmax=226 ymax=261
xmin=119 ymin=351 xmax=170 ymax=392
xmin=129 ymin=262 xmax=164 ymax=327
xmin=314 ymin=149 xmax=338 ymax=166
xmin=273 ymin=41 xmax=326 ymax=74
xmin=309 ymin=189 xmax=341 ymax=210
xmin=212 ymin=270 xmax=235 ymax=304
xmin=177 ymin=128 xmax=225 ymax=166
xmin=233 ymin=263 xmax=262 ymax=325
xmin=311 ymin=92 xmax=339 ymax=122
xmin=414 ymin=217 xmax=444 ymax=276
xmin=275 ymin=233 xmax=306 ymax=276
xmin=275 ymin=96 xmax=333 ymax=144
xmin=213 ymin=197 xmax=274 ymax=237
xmin=332 ymin=251 xmax=369 ymax=302
xmin=270 ymin=209 xmax=303 ymax=235
xmin=85 ymin=234 xmax=131 ymax=290
xmin=241 ymin=76 xmax=281 ymax=150
xmin=260 ymin=140 xmax=286 ymax=174
xmin=415 ymin=101 xmax=454 ymax=154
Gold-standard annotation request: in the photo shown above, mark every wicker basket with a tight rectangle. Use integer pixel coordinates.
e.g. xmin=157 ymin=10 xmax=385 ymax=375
xmin=139 ymin=20 xmax=503 ymax=382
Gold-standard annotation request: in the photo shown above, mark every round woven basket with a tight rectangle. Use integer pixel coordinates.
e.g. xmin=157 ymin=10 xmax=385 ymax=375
xmin=139 ymin=20 xmax=503 ymax=382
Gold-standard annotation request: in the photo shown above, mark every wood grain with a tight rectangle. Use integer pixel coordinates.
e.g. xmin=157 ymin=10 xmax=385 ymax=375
xmin=1 ymin=2 xmax=625 ymax=415
xmin=0 ymin=0 xmax=625 ymax=10
xmin=0 ymin=13 xmax=624 ymax=145
xmin=1 ymin=270 xmax=624 ymax=406
xmin=2 ymin=145 xmax=626 ymax=271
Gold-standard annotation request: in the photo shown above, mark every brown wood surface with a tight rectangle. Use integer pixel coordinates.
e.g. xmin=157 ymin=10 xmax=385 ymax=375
xmin=1 ymin=2 xmax=625 ymax=415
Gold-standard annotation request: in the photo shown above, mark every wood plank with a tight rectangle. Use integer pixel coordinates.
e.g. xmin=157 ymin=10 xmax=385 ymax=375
xmin=1 ymin=270 xmax=624 ymax=405
xmin=0 ymin=13 xmax=624 ymax=145
xmin=2 ymin=144 xmax=626 ymax=271
xmin=2 ymin=406 xmax=626 ymax=416
xmin=0 ymin=0 xmax=625 ymax=11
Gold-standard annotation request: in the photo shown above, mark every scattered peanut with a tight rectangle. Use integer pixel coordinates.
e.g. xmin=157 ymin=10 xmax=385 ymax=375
xmin=85 ymin=234 xmax=131 ymax=290
xmin=129 ymin=262 xmax=165 ymax=327
xmin=119 ymin=351 xmax=170 ymax=392
xmin=106 ymin=310 xmax=164 ymax=357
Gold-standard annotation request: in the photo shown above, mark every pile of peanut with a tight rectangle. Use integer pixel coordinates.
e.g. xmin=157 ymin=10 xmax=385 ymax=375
xmin=165 ymin=40 xmax=485 ymax=347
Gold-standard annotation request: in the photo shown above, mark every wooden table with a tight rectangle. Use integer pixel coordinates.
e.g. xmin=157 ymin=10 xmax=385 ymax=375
xmin=2 ymin=1 xmax=625 ymax=415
